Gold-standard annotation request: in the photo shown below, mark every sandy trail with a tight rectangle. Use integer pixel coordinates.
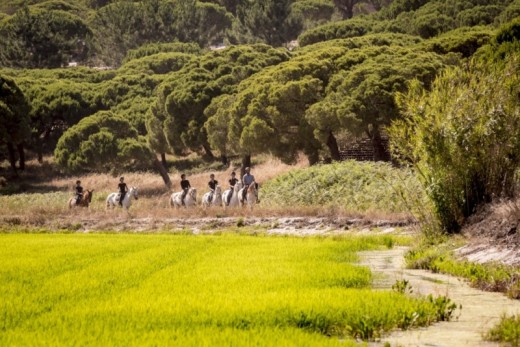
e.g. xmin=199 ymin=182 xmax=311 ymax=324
xmin=361 ymin=247 xmax=520 ymax=347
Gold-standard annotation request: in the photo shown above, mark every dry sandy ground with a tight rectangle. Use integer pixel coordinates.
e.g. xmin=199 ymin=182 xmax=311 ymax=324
xmin=59 ymin=215 xmax=413 ymax=235
xmin=457 ymin=199 xmax=520 ymax=265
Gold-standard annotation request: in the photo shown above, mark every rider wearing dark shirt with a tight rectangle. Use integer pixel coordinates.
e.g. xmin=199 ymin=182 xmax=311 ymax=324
xmin=118 ymin=177 xmax=128 ymax=206
xmin=208 ymin=174 xmax=218 ymax=202
xmin=226 ymin=172 xmax=238 ymax=205
xmin=75 ymin=180 xmax=83 ymax=204
xmin=180 ymin=174 xmax=191 ymax=205
xmin=229 ymin=172 xmax=238 ymax=188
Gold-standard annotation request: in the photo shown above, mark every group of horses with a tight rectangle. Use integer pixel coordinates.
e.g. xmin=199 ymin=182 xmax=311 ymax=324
xmin=68 ymin=187 xmax=139 ymax=210
xmin=68 ymin=182 xmax=257 ymax=211
xmin=170 ymin=181 xmax=257 ymax=210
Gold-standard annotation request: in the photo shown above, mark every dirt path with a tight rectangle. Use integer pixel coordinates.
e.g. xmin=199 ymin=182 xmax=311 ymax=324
xmin=360 ymin=247 xmax=520 ymax=347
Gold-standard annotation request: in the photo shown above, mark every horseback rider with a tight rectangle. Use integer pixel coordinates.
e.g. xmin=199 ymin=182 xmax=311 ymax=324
xmin=180 ymin=173 xmax=191 ymax=206
xmin=242 ymin=167 xmax=259 ymax=203
xmin=118 ymin=177 xmax=128 ymax=206
xmin=207 ymin=174 xmax=218 ymax=203
xmin=75 ymin=180 xmax=83 ymax=205
xmin=226 ymin=171 xmax=238 ymax=205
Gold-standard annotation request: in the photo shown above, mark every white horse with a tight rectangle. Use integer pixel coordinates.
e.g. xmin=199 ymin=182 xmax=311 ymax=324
xmin=170 ymin=188 xmax=197 ymax=208
xmin=202 ymin=186 xmax=222 ymax=208
xmin=106 ymin=187 xmax=139 ymax=210
xmin=239 ymin=183 xmax=257 ymax=210
xmin=223 ymin=181 xmax=242 ymax=208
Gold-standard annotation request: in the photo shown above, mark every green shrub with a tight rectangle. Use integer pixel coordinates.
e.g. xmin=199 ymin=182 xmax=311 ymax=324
xmin=486 ymin=314 xmax=520 ymax=346
xmin=390 ymin=52 xmax=520 ymax=232
xmin=261 ymin=160 xmax=427 ymax=214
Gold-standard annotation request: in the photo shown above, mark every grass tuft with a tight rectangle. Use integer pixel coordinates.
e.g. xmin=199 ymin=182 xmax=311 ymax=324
xmin=486 ymin=314 xmax=520 ymax=347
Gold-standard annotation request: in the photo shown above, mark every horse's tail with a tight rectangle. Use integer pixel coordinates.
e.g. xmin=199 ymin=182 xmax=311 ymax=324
xmin=169 ymin=195 xmax=174 ymax=208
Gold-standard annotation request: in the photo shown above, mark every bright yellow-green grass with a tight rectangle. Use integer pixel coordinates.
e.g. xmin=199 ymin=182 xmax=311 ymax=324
xmin=1 ymin=233 xmax=443 ymax=346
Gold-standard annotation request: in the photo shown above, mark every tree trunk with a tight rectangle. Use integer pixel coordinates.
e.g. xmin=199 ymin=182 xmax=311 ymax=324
xmin=17 ymin=143 xmax=25 ymax=170
xmin=153 ymin=156 xmax=172 ymax=189
xmin=326 ymin=131 xmax=341 ymax=161
xmin=202 ymin=142 xmax=215 ymax=159
xmin=333 ymin=0 xmax=355 ymax=19
xmin=240 ymin=154 xmax=251 ymax=178
xmin=370 ymin=126 xmax=387 ymax=161
xmin=36 ymin=137 xmax=43 ymax=163
xmin=6 ymin=142 xmax=18 ymax=176
xmin=221 ymin=155 xmax=228 ymax=166
xmin=160 ymin=153 xmax=167 ymax=169
xmin=306 ymin=150 xmax=319 ymax=166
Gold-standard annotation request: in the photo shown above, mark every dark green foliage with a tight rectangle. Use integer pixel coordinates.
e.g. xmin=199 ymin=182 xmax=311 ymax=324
xmin=0 ymin=76 xmax=31 ymax=173
xmin=495 ymin=0 xmax=520 ymax=25
xmin=384 ymin=0 xmax=515 ymax=38
xmin=55 ymin=111 xmax=151 ymax=172
xmin=0 ymin=6 xmax=93 ymax=68
xmin=0 ymin=76 xmax=31 ymax=145
xmin=152 ymin=44 xmax=290 ymax=156
xmin=456 ymin=5 xmax=502 ymax=27
xmin=19 ymin=78 xmax=99 ymax=158
xmin=32 ymin=0 xmax=91 ymax=16
xmin=291 ymin=0 xmax=335 ymax=30
xmin=298 ymin=18 xmax=375 ymax=46
xmin=123 ymin=42 xmax=203 ymax=63
xmin=495 ymin=16 xmax=520 ymax=44
xmin=419 ymin=26 xmax=493 ymax=57
xmin=306 ymin=43 xmax=446 ymax=160
xmin=333 ymin=0 xmax=365 ymax=20
xmin=92 ymin=0 xmax=232 ymax=67
xmin=233 ymin=0 xmax=302 ymax=46
xmin=389 ymin=53 xmax=520 ymax=232
xmin=378 ymin=0 xmax=430 ymax=20
xmin=119 ymin=52 xmax=195 ymax=75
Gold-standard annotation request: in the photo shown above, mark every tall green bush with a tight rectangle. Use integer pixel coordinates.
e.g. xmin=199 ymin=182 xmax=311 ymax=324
xmin=389 ymin=53 xmax=520 ymax=232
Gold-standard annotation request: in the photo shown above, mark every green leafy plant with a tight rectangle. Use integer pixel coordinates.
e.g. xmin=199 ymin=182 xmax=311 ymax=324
xmin=486 ymin=314 xmax=520 ymax=346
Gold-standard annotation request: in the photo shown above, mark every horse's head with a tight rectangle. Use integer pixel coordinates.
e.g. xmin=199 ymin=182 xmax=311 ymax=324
xmin=215 ymin=186 xmax=221 ymax=194
xmin=234 ymin=182 xmax=243 ymax=192
xmin=247 ymin=183 xmax=256 ymax=193
xmin=86 ymin=190 xmax=94 ymax=202
xmin=131 ymin=187 xmax=139 ymax=200
xmin=190 ymin=188 xmax=197 ymax=201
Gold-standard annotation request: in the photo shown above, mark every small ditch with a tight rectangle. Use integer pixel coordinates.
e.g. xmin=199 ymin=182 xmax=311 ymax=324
xmin=361 ymin=247 xmax=520 ymax=347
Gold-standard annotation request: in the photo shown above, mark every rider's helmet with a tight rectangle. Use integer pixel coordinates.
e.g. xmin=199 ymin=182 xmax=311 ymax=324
xmin=245 ymin=167 xmax=250 ymax=173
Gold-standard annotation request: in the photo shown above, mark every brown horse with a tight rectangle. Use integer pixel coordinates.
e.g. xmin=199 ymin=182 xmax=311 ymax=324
xmin=68 ymin=190 xmax=94 ymax=209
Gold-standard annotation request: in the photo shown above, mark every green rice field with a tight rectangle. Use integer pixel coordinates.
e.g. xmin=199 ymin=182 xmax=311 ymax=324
xmin=1 ymin=233 xmax=446 ymax=346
